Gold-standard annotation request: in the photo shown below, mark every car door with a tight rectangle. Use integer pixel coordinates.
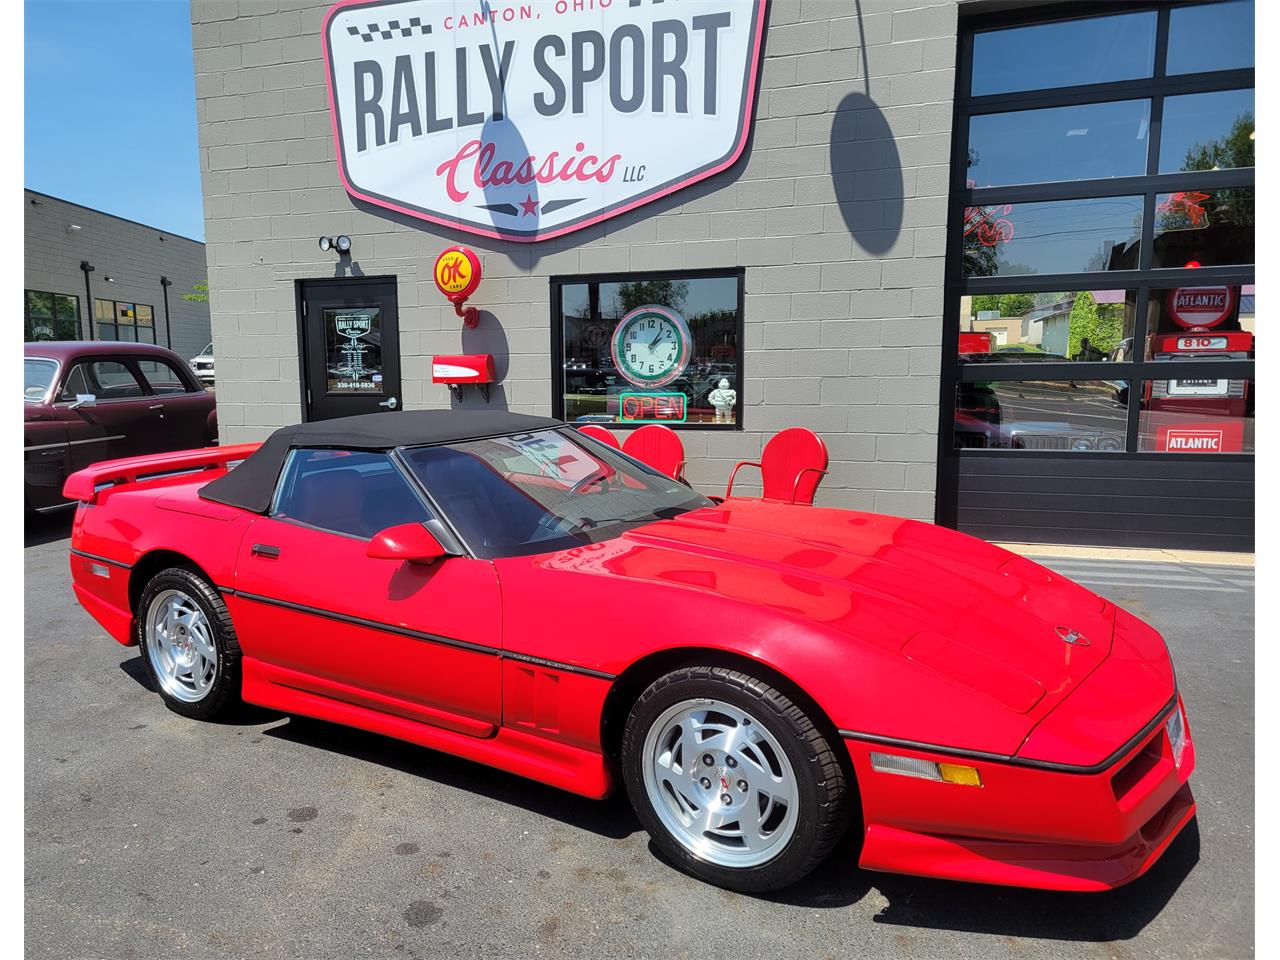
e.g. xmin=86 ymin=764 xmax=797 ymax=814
xmin=230 ymin=448 xmax=502 ymax=734
xmin=133 ymin=356 xmax=213 ymax=449
xmin=56 ymin=357 xmax=157 ymax=467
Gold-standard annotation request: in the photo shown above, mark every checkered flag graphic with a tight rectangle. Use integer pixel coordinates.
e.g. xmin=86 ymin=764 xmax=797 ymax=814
xmin=347 ymin=16 xmax=432 ymax=42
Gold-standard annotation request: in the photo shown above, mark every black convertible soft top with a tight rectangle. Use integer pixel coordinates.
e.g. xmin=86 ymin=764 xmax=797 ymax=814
xmin=200 ymin=409 xmax=563 ymax=514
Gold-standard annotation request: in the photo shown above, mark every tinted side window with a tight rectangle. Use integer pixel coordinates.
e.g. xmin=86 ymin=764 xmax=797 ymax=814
xmin=60 ymin=360 xmax=145 ymax=400
xmin=137 ymin=359 xmax=191 ymax=394
xmin=272 ymin=449 xmax=432 ymax=540
xmin=58 ymin=364 xmax=91 ymax=400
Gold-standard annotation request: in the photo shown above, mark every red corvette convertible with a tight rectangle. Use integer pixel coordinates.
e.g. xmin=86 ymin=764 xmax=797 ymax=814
xmin=64 ymin=411 xmax=1195 ymax=893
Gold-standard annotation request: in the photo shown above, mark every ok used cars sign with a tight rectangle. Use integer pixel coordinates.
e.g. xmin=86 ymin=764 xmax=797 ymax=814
xmin=323 ymin=0 xmax=766 ymax=242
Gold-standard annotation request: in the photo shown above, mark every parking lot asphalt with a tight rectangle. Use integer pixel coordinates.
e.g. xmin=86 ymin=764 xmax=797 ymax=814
xmin=25 ymin=510 xmax=1254 ymax=960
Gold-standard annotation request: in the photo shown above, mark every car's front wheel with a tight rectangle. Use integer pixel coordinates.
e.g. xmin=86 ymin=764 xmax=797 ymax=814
xmin=135 ymin=567 xmax=241 ymax=720
xmin=620 ymin=665 xmax=851 ymax=892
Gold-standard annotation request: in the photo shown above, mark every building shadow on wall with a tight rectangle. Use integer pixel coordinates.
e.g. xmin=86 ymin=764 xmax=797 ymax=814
xmin=829 ymin=0 xmax=904 ymax=254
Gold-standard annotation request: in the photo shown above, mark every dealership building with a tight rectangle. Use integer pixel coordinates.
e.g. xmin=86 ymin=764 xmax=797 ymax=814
xmin=191 ymin=0 xmax=1255 ymax=550
xmin=24 ymin=190 xmax=213 ymax=361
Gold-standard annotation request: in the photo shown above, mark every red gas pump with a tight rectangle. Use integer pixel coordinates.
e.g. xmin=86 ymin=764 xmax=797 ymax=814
xmin=1145 ymin=285 xmax=1252 ymax=452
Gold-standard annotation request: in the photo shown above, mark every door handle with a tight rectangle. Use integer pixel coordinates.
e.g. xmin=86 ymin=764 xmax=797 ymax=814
xmin=379 ymin=397 xmax=398 ymax=409
xmin=251 ymin=543 xmax=281 ymax=558
xmin=148 ymin=404 xmax=164 ymax=410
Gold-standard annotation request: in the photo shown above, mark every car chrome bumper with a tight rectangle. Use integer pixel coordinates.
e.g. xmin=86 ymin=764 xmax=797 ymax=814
xmin=843 ymin=697 xmax=1196 ymax=891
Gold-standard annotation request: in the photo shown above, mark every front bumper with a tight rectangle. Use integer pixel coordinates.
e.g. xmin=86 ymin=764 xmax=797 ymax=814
xmin=845 ymin=697 xmax=1196 ymax=891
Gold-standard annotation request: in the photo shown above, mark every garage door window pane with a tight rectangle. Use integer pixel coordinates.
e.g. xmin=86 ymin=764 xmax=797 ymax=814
xmin=954 ymin=380 xmax=1129 ymax=451
xmin=1152 ymin=188 xmax=1254 ymax=268
xmin=1146 ymin=284 xmax=1254 ymax=360
xmin=962 ymin=196 xmax=1143 ymax=278
xmin=967 ymin=100 xmax=1150 ymax=188
xmin=1139 ymin=378 xmax=1253 ymax=453
xmin=957 ymin=290 xmax=1137 ymax=361
xmin=971 ymin=12 xmax=1156 ymax=96
xmin=1158 ymin=89 xmax=1254 ymax=173
xmin=1167 ymin=0 xmax=1254 ymax=75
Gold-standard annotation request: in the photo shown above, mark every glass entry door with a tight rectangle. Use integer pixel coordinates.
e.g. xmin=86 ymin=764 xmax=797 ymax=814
xmin=299 ymin=277 xmax=401 ymax=421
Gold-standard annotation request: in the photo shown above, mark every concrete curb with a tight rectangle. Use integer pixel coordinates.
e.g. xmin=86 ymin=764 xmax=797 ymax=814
xmin=993 ymin=542 xmax=1255 ymax=568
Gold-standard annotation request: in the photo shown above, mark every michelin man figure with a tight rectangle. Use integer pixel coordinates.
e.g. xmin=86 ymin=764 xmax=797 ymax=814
xmin=709 ymin=377 xmax=736 ymax=422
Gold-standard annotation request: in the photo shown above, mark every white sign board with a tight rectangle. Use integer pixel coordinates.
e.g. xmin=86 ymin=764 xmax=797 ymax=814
xmin=323 ymin=0 xmax=766 ymax=242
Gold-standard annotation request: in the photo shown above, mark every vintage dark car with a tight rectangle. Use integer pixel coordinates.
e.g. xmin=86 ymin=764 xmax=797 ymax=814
xmin=24 ymin=341 xmax=218 ymax=513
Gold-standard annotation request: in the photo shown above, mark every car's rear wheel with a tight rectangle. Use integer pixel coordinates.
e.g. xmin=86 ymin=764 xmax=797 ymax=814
xmin=135 ymin=567 xmax=241 ymax=720
xmin=620 ymin=665 xmax=850 ymax=892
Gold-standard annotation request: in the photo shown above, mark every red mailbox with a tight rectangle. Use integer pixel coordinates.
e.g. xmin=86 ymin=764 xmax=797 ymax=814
xmin=432 ymin=354 xmax=495 ymax=402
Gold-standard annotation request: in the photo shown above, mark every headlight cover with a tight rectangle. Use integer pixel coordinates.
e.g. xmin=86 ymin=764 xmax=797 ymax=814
xmin=1166 ymin=705 xmax=1187 ymax=767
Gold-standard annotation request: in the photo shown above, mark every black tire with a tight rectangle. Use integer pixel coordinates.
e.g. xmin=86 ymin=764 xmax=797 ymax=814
xmin=620 ymin=665 xmax=850 ymax=893
xmin=134 ymin=566 xmax=242 ymax=720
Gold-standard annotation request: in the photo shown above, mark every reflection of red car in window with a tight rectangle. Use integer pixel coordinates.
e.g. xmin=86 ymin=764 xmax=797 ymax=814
xmin=958 ymin=331 xmax=994 ymax=354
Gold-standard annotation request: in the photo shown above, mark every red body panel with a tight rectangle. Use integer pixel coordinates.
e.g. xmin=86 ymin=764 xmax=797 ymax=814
xmin=64 ymin=449 xmax=1195 ymax=891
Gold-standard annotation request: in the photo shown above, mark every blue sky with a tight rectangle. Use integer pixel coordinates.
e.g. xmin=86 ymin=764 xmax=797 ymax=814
xmin=25 ymin=0 xmax=205 ymax=240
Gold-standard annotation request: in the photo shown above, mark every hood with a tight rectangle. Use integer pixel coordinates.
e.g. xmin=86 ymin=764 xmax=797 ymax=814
xmin=609 ymin=501 xmax=1117 ymax=723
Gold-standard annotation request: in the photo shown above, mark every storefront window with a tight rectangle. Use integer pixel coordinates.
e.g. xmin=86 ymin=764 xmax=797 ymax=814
xmin=24 ymin=290 xmax=80 ymax=341
xmin=957 ymin=290 xmax=1137 ymax=362
xmin=1166 ymin=0 xmax=1254 ymax=75
xmin=1145 ymin=285 xmax=1254 ymax=360
xmin=95 ymin=298 xmax=157 ymax=343
xmin=962 ymin=196 xmax=1142 ymax=278
xmin=555 ymin=272 xmax=742 ymax=427
xmin=953 ymin=380 xmax=1128 ymax=452
xmin=970 ymin=12 xmax=1155 ymax=96
xmin=967 ymin=100 xmax=1150 ymax=188
xmin=1139 ymin=378 xmax=1253 ymax=453
xmin=1152 ymin=188 xmax=1254 ymax=268
xmin=95 ymin=298 xmax=116 ymax=339
xmin=1158 ymin=89 xmax=1254 ymax=174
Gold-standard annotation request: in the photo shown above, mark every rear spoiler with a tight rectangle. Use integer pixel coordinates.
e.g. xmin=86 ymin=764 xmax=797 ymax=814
xmin=63 ymin=443 xmax=261 ymax=505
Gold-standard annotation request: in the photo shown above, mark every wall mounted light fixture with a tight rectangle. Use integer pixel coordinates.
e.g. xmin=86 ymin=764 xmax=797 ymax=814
xmin=318 ymin=235 xmax=352 ymax=254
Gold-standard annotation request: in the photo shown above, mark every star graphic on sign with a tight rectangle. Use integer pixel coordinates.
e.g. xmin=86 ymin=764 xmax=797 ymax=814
xmin=519 ymin=194 xmax=539 ymax=217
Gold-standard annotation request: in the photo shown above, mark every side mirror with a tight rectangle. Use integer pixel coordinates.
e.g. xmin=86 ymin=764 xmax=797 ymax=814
xmin=69 ymin=394 xmax=97 ymax=409
xmin=367 ymin=523 xmax=449 ymax=565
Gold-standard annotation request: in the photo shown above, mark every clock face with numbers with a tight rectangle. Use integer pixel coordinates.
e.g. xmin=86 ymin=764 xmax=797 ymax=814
xmin=610 ymin=305 xmax=694 ymax=389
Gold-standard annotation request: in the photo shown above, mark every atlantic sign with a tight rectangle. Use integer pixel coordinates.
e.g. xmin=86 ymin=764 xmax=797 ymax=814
xmin=322 ymin=0 xmax=766 ymax=242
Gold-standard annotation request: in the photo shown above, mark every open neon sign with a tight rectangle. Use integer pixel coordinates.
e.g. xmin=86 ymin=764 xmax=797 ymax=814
xmin=619 ymin=392 xmax=688 ymax=423
xmin=962 ymin=183 xmax=1015 ymax=248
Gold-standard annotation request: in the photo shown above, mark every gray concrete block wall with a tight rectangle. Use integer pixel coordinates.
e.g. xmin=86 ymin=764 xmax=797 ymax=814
xmin=193 ymin=0 xmax=956 ymax=519
xmin=23 ymin=191 xmax=212 ymax=361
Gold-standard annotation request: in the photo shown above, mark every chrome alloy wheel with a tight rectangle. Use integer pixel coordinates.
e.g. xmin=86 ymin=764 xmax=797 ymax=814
xmin=641 ymin=698 xmax=799 ymax=868
xmin=145 ymin=589 xmax=217 ymax=703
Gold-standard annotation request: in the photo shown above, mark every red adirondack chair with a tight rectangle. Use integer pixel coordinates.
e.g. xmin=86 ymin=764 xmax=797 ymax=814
xmin=622 ymin=424 xmax=686 ymax=481
xmin=577 ymin=424 xmax=621 ymax=449
xmin=725 ymin=428 xmax=829 ymax=504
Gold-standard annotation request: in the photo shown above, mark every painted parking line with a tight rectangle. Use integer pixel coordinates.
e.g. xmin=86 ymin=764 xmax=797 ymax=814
xmin=1025 ymin=558 xmax=1253 ymax=594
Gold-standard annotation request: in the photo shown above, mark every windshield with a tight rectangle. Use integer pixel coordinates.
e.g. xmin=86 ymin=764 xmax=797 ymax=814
xmin=402 ymin=428 xmax=711 ymax=559
xmin=24 ymin=358 xmax=57 ymax=402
